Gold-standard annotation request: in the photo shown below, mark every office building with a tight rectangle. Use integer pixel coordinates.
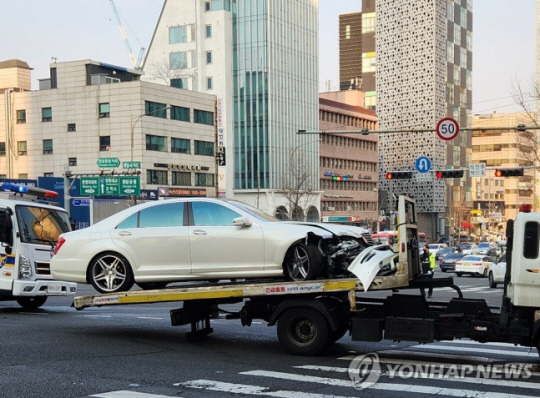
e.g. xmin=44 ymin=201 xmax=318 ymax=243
xmin=143 ymin=0 xmax=321 ymax=219
xmin=0 ymin=59 xmax=217 ymax=198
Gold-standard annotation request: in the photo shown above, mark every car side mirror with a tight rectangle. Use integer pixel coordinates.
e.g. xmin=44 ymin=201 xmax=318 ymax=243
xmin=232 ymin=216 xmax=252 ymax=228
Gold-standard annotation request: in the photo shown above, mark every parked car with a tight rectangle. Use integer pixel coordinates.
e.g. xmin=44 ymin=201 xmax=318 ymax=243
xmin=51 ymin=198 xmax=373 ymax=293
xmin=455 ymin=255 xmax=495 ymax=277
xmin=459 ymin=243 xmax=479 ymax=255
xmin=439 ymin=252 xmax=465 ymax=272
xmin=477 ymin=242 xmax=499 ymax=257
xmin=488 ymin=253 xmax=506 ymax=288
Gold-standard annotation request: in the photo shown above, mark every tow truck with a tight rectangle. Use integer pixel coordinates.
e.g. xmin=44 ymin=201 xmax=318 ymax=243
xmin=0 ymin=183 xmax=77 ymax=308
xmin=71 ymin=196 xmax=540 ymax=358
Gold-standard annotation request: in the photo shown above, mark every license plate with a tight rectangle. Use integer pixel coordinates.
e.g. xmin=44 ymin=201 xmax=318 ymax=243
xmin=47 ymin=282 xmax=64 ymax=295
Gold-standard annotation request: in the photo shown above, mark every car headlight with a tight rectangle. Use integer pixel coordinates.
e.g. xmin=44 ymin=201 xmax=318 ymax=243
xmin=18 ymin=255 xmax=33 ymax=279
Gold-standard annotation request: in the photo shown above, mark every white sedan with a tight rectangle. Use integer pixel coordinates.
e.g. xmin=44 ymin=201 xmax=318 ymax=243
xmin=455 ymin=255 xmax=494 ymax=277
xmin=51 ymin=198 xmax=372 ymax=293
xmin=488 ymin=253 xmax=506 ymax=288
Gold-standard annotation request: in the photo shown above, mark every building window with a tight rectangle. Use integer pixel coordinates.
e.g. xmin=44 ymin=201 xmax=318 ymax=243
xmin=194 ymin=109 xmax=214 ymax=125
xmin=207 ymin=77 xmax=213 ymax=90
xmin=171 ymin=137 xmax=190 ymax=153
xmin=171 ymin=78 xmax=188 ymax=89
xmin=145 ymin=101 xmax=167 ymax=118
xmin=42 ymin=107 xmax=52 ymax=122
xmin=194 ymin=140 xmax=214 ymax=156
xmin=18 ymin=174 xmax=28 ymax=179
xmin=18 ymin=141 xmax=27 ymax=156
xmin=169 ymin=25 xmax=188 ymax=44
xmin=205 ymin=25 xmax=212 ymax=38
xmin=146 ymin=134 xmax=167 ymax=152
xmin=171 ymin=106 xmax=190 ymax=122
xmin=361 ymin=53 xmax=376 ymax=73
xmin=16 ymin=110 xmax=26 ymax=124
xmin=43 ymin=139 xmax=53 ymax=155
xmin=100 ymin=136 xmax=111 ymax=151
xmin=67 ymin=123 xmax=76 ymax=132
xmin=99 ymin=103 xmax=110 ymax=118
xmin=361 ymin=12 xmax=375 ymax=33
xmin=147 ymin=170 xmax=168 ymax=185
xmin=69 ymin=157 xmax=77 ymax=166
xmin=170 ymin=52 xmax=188 ymax=70
xmin=205 ymin=1 xmax=210 ymax=11
xmin=44 ymin=172 xmax=54 ymax=177
xmin=206 ymin=51 xmax=212 ymax=64
xmin=172 ymin=171 xmax=191 ymax=186
xmin=195 ymin=173 xmax=215 ymax=187
xmin=0 ymin=142 xmax=5 ymax=156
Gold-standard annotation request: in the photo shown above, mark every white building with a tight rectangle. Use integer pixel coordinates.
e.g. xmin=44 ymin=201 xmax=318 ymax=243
xmin=143 ymin=0 xmax=321 ymax=219
xmin=0 ymin=59 xmax=217 ymax=197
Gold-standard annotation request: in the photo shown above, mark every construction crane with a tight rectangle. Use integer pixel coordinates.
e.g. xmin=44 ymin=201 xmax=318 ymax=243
xmin=108 ymin=0 xmax=145 ymax=70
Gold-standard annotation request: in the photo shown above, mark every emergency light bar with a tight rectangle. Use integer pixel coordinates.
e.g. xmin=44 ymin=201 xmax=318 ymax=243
xmin=0 ymin=183 xmax=59 ymax=199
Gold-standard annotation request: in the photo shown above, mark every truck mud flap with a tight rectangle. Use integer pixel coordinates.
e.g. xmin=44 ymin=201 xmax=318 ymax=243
xmin=384 ymin=317 xmax=435 ymax=343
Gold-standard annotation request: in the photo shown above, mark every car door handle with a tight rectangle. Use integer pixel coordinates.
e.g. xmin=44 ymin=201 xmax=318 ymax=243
xmin=193 ymin=230 xmax=207 ymax=236
xmin=118 ymin=231 xmax=132 ymax=236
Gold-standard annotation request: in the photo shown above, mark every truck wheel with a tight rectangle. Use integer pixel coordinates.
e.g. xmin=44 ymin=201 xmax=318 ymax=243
xmin=283 ymin=242 xmax=322 ymax=281
xmin=16 ymin=296 xmax=47 ymax=309
xmin=488 ymin=272 xmax=497 ymax=288
xmin=88 ymin=252 xmax=134 ymax=293
xmin=277 ymin=307 xmax=330 ymax=355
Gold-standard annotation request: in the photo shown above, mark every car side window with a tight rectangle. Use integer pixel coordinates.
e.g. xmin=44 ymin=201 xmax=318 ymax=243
xmin=117 ymin=203 xmax=184 ymax=228
xmin=192 ymin=202 xmax=241 ymax=226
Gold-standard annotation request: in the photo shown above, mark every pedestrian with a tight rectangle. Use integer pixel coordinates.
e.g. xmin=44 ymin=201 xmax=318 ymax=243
xmin=420 ymin=245 xmax=435 ymax=297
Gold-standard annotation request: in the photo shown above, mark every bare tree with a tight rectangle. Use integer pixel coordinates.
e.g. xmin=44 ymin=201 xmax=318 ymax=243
xmin=278 ymin=153 xmax=318 ymax=221
xmin=145 ymin=58 xmax=194 ymax=87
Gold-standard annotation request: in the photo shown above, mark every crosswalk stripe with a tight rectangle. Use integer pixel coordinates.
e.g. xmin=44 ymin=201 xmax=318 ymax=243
xmin=90 ymin=391 xmax=174 ymax=398
xmin=177 ymin=379 xmax=355 ymax=398
xmin=295 ymin=365 xmax=539 ymax=390
xmin=241 ymin=370 xmax=539 ymax=398
xmin=409 ymin=344 xmax=537 ymax=358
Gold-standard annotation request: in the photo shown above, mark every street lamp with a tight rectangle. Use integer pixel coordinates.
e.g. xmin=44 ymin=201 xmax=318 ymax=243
xmin=130 ymin=106 xmax=172 ymax=160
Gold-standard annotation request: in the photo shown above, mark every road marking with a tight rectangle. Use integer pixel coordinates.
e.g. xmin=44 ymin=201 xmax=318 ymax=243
xmin=241 ymin=369 xmax=540 ymax=398
xmin=137 ymin=317 xmax=163 ymax=320
xmin=91 ymin=391 xmax=175 ymax=398
xmin=408 ymin=344 xmax=538 ymax=358
xmin=177 ymin=379 xmax=355 ymax=398
xmin=295 ymin=365 xmax=539 ymax=389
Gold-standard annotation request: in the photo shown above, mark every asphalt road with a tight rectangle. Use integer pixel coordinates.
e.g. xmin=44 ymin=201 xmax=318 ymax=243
xmin=1 ymin=273 xmax=539 ymax=398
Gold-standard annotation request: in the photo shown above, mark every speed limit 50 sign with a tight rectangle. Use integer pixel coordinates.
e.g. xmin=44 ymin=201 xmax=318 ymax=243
xmin=436 ymin=117 xmax=459 ymax=141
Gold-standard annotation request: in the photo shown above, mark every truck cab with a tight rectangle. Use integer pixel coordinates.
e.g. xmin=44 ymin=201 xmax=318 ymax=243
xmin=0 ymin=183 xmax=77 ymax=309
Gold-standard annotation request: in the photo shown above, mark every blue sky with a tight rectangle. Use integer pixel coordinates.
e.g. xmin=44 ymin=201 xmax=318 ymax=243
xmin=0 ymin=0 xmax=536 ymax=115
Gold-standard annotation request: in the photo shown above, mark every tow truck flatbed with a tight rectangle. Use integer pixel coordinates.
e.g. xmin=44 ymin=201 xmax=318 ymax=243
xmin=73 ymin=275 xmax=408 ymax=310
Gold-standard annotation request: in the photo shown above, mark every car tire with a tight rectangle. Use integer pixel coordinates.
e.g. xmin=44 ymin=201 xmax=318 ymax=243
xmin=283 ymin=242 xmax=323 ymax=281
xmin=440 ymin=268 xmax=447 ymax=273
xmin=488 ymin=272 xmax=497 ymax=288
xmin=456 ymin=272 xmax=463 ymax=277
xmin=16 ymin=296 xmax=47 ymax=309
xmin=88 ymin=252 xmax=134 ymax=293
xmin=136 ymin=282 xmax=168 ymax=290
xmin=277 ymin=307 xmax=330 ymax=355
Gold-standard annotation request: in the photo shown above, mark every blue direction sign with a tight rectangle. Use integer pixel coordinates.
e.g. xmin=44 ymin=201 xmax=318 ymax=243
xmin=415 ymin=156 xmax=431 ymax=173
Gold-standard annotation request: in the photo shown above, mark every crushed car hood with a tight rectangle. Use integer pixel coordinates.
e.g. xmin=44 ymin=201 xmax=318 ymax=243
xmin=348 ymin=244 xmax=398 ymax=291
xmin=284 ymin=221 xmax=370 ymax=238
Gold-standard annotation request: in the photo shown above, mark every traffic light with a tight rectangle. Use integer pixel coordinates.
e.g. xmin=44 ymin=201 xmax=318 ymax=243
xmin=494 ymin=168 xmax=524 ymax=177
xmin=385 ymin=171 xmax=412 ymax=180
xmin=435 ymin=170 xmax=464 ymax=179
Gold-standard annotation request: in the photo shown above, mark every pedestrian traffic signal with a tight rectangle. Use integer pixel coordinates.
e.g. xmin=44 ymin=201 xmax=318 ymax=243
xmin=385 ymin=171 xmax=412 ymax=180
xmin=435 ymin=170 xmax=464 ymax=179
xmin=494 ymin=168 xmax=524 ymax=177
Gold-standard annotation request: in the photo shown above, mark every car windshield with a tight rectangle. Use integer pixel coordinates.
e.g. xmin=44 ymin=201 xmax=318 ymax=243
xmin=15 ymin=204 xmax=71 ymax=245
xmin=226 ymin=200 xmax=280 ymax=222
xmin=462 ymin=255 xmax=482 ymax=261
xmin=478 ymin=243 xmax=490 ymax=248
